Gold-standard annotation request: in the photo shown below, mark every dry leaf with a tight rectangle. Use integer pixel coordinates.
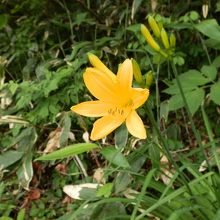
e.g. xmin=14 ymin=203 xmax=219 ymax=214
xmin=160 ymin=155 xmax=174 ymax=186
xmin=44 ymin=128 xmax=62 ymax=153
xmin=93 ymin=168 xmax=105 ymax=184
xmin=202 ymin=4 xmax=209 ymax=18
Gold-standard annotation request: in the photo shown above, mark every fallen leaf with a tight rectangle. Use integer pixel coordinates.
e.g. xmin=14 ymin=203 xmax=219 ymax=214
xmin=44 ymin=128 xmax=62 ymax=153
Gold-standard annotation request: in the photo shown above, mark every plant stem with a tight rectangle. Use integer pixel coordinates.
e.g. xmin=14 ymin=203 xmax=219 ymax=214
xmin=201 ymin=104 xmax=220 ymax=173
xmin=171 ymin=62 xmax=211 ymax=170
xmin=146 ymin=104 xmax=192 ymax=193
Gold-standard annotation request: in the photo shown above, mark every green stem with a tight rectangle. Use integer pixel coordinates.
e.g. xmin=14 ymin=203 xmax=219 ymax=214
xmin=197 ymin=33 xmax=212 ymax=65
xmin=171 ymin=62 xmax=211 ymax=170
xmin=131 ymin=169 xmax=156 ymax=220
xmin=155 ymin=64 xmax=160 ymax=124
xmin=201 ymin=104 xmax=220 ymax=173
xmin=146 ymin=104 xmax=192 ymax=193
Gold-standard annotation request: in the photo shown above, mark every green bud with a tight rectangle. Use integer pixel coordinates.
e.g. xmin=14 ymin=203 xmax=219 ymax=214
xmin=145 ymin=70 xmax=153 ymax=88
xmin=148 ymin=16 xmax=160 ymax=38
xmin=169 ymin=33 xmax=176 ymax=48
xmin=131 ymin=58 xmax=143 ymax=84
xmin=161 ymin=28 xmax=170 ymax=49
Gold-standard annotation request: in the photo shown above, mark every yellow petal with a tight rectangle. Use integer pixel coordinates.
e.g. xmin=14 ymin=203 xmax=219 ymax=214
xmin=71 ymin=101 xmax=113 ymax=117
xmin=116 ymin=59 xmax=133 ymax=93
xmin=87 ymin=53 xmax=117 ymax=82
xmin=90 ymin=115 xmax=124 ymax=140
xmin=126 ymin=110 xmax=146 ymax=139
xmin=83 ymin=68 xmax=118 ymax=103
xmin=131 ymin=88 xmax=149 ymax=109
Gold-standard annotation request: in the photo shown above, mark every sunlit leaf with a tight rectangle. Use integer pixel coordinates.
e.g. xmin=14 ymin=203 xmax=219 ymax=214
xmin=36 ymin=143 xmax=99 ymax=161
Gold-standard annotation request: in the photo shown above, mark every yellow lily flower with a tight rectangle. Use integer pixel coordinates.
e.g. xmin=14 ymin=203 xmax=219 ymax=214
xmin=71 ymin=54 xmax=149 ymax=141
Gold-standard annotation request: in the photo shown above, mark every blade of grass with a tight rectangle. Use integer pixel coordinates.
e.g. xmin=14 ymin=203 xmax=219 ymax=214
xmin=130 ymin=168 xmax=156 ymax=220
xmin=201 ymin=104 xmax=220 ymax=173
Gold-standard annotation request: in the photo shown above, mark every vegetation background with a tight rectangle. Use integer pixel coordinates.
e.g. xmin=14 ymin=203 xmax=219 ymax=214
xmin=1 ymin=0 xmax=220 ymax=219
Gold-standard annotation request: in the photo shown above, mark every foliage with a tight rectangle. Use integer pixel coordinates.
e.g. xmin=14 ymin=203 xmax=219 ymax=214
xmin=1 ymin=0 xmax=220 ymax=219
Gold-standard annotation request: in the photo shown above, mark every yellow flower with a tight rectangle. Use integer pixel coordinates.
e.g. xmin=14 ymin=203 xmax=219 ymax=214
xmin=71 ymin=54 xmax=149 ymax=141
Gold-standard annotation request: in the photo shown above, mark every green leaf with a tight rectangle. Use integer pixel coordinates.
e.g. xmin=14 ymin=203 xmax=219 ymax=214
xmin=169 ymin=88 xmax=205 ymax=115
xmin=168 ymin=93 xmax=184 ymax=111
xmin=210 ymin=80 xmax=220 ymax=105
xmin=114 ymin=172 xmax=132 ymax=194
xmin=186 ymin=88 xmax=205 ymax=115
xmin=114 ymin=124 xmax=128 ymax=148
xmin=164 ymin=70 xmax=209 ymax=95
xmin=201 ymin=65 xmax=217 ymax=81
xmin=60 ymin=114 xmax=71 ymax=146
xmin=90 ymin=202 xmax=126 ymax=220
xmin=131 ymin=0 xmax=143 ymax=20
xmin=195 ymin=19 xmax=220 ymax=41
xmin=213 ymin=56 xmax=220 ymax=68
xmin=101 ymin=147 xmax=130 ymax=168
xmin=17 ymin=209 xmax=25 ymax=220
xmin=0 ymin=217 xmax=13 ymax=220
xmin=96 ymin=183 xmax=113 ymax=198
xmin=0 ymin=151 xmax=24 ymax=169
xmin=148 ymin=143 xmax=160 ymax=169
xmin=36 ymin=143 xmax=99 ymax=161
xmin=205 ymin=38 xmax=220 ymax=50
xmin=0 ymin=14 xmax=8 ymax=29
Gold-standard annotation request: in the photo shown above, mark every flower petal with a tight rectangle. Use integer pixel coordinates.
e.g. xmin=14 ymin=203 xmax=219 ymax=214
xmin=116 ymin=59 xmax=133 ymax=93
xmin=126 ymin=110 xmax=146 ymax=139
xmin=83 ymin=68 xmax=118 ymax=102
xmin=90 ymin=115 xmax=124 ymax=140
xmin=71 ymin=100 xmax=113 ymax=117
xmin=88 ymin=53 xmax=117 ymax=82
xmin=131 ymin=88 xmax=149 ymax=109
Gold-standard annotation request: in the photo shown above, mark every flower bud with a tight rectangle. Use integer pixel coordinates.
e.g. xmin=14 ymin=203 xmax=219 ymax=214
xmin=145 ymin=70 xmax=153 ymax=88
xmin=161 ymin=28 xmax=170 ymax=49
xmin=148 ymin=16 xmax=161 ymax=38
xmin=169 ymin=33 xmax=176 ymax=48
xmin=131 ymin=58 xmax=143 ymax=84
xmin=141 ymin=24 xmax=160 ymax=52
xmin=87 ymin=53 xmax=116 ymax=82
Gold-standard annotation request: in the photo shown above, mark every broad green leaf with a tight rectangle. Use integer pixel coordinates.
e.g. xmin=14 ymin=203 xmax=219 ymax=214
xmin=114 ymin=124 xmax=128 ymax=148
xmin=90 ymin=202 xmax=126 ymax=220
xmin=96 ymin=183 xmax=113 ymax=198
xmin=36 ymin=143 xmax=99 ymax=161
xmin=201 ymin=65 xmax=217 ymax=81
xmin=101 ymin=147 xmax=130 ymax=168
xmin=178 ymin=70 xmax=210 ymax=85
xmin=186 ymin=88 xmax=205 ymax=115
xmin=168 ymin=94 xmax=184 ymax=111
xmin=205 ymin=38 xmax=220 ymax=50
xmin=210 ymin=80 xmax=220 ymax=105
xmin=164 ymin=70 xmax=209 ymax=95
xmin=195 ymin=19 xmax=220 ymax=41
xmin=0 ymin=151 xmax=24 ymax=169
xmin=114 ymin=172 xmax=132 ymax=194
xmin=169 ymin=88 xmax=205 ymax=115
xmin=213 ymin=56 xmax=220 ymax=68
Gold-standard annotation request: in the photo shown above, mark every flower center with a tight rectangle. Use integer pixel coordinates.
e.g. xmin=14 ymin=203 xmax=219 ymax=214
xmin=107 ymin=100 xmax=133 ymax=119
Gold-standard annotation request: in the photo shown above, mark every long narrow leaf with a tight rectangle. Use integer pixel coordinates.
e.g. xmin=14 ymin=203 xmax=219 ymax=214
xmin=36 ymin=143 xmax=99 ymax=161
